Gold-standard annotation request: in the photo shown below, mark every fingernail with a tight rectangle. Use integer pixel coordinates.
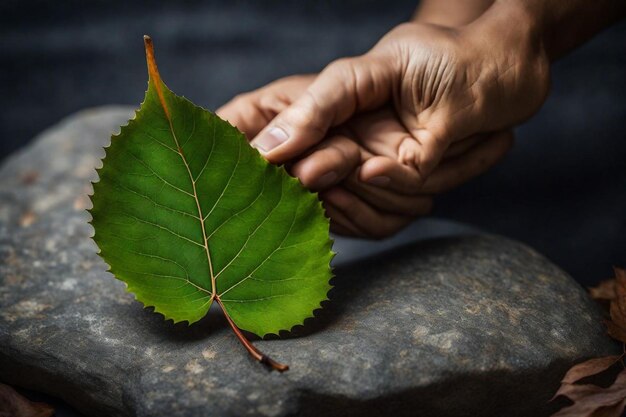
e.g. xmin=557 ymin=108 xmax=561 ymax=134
xmin=316 ymin=171 xmax=338 ymax=189
xmin=252 ymin=127 xmax=289 ymax=153
xmin=367 ymin=176 xmax=390 ymax=187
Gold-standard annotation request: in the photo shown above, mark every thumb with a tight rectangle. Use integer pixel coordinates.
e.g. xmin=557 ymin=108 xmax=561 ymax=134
xmin=251 ymin=55 xmax=392 ymax=164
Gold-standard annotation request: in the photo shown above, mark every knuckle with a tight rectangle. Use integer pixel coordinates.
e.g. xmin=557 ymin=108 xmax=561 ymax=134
xmin=326 ymin=57 xmax=355 ymax=74
xmin=282 ymin=74 xmax=313 ymax=85
xmin=232 ymin=92 xmax=248 ymax=102
xmin=331 ymin=138 xmax=360 ymax=164
xmin=231 ymin=92 xmax=255 ymax=106
xmin=286 ymin=103 xmax=316 ymax=126
xmin=281 ymin=95 xmax=327 ymax=136
xmin=257 ymin=94 xmax=287 ymax=112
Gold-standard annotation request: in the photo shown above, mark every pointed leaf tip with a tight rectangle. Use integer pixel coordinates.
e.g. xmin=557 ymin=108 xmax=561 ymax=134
xmin=142 ymin=35 xmax=169 ymax=118
xmin=143 ymin=35 xmax=160 ymax=84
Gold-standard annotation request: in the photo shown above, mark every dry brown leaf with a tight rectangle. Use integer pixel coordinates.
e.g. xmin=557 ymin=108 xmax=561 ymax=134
xmin=605 ymin=321 xmax=626 ymax=345
xmin=589 ymin=268 xmax=626 ymax=303
xmin=614 ymin=268 xmax=626 ymax=293
xmin=554 ymin=269 xmax=626 ymax=416
xmin=609 ymin=304 xmax=626 ymax=342
xmin=589 ymin=267 xmax=626 ymax=344
xmin=613 ymin=270 xmax=626 ymax=318
xmin=607 ymin=269 xmax=626 ymax=345
xmin=561 ymin=356 xmax=622 ymax=385
xmin=551 ymin=369 xmax=626 ymax=417
xmin=0 ymin=383 xmax=54 ymax=417
xmin=590 ymin=399 xmax=626 ymax=417
xmin=590 ymin=280 xmax=616 ymax=301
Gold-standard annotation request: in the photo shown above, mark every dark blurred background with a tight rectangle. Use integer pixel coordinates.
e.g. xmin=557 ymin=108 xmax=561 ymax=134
xmin=1 ymin=0 xmax=624 ymax=287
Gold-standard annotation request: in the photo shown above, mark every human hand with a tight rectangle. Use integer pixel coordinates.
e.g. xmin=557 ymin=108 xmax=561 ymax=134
xmin=246 ymin=5 xmax=549 ymax=184
xmin=218 ymin=75 xmax=513 ymax=238
xmin=219 ymin=0 xmax=625 ymax=237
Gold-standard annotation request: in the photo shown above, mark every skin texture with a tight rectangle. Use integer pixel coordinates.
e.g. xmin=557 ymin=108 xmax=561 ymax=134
xmin=218 ymin=76 xmax=513 ymax=238
xmin=219 ymin=0 xmax=626 ymax=238
xmin=413 ymin=0 xmax=495 ymax=26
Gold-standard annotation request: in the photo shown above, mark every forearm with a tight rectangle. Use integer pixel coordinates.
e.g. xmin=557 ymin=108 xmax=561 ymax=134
xmin=476 ymin=0 xmax=626 ymax=60
xmin=413 ymin=0 xmax=495 ymax=26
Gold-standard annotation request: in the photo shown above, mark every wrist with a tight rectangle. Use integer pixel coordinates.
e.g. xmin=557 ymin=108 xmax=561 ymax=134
xmin=458 ymin=0 xmax=551 ymax=128
xmin=465 ymin=0 xmax=548 ymax=58
xmin=413 ymin=0 xmax=495 ymax=27
xmin=474 ymin=0 xmax=626 ymax=60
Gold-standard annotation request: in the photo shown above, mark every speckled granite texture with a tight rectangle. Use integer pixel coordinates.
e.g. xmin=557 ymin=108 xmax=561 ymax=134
xmin=0 ymin=108 xmax=618 ymax=417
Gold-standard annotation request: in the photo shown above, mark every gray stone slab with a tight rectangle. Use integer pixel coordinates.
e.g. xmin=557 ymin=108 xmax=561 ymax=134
xmin=0 ymin=107 xmax=618 ymax=417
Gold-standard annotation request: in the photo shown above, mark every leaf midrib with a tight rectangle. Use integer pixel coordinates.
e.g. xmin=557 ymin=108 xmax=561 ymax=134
xmin=148 ymin=74 xmax=217 ymax=299
xmin=168 ymin=117 xmax=216 ymax=297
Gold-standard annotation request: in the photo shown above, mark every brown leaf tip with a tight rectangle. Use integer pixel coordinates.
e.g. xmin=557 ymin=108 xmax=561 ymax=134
xmin=143 ymin=35 xmax=159 ymax=82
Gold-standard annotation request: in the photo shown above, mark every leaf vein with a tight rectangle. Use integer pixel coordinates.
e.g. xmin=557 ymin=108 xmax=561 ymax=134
xmin=126 ymin=150 xmax=194 ymax=198
xmin=192 ymin=119 xmax=216 ymax=183
xmin=205 ymin=172 xmax=267 ymax=241
xmin=122 ymin=213 xmax=205 ymax=249
xmin=220 ymin=293 xmax=293 ymax=303
xmin=218 ymin=200 xmax=297 ymax=297
xmin=202 ymin=139 xmax=243 ymax=222
xmin=213 ymin=178 xmax=282 ymax=280
xmin=112 ymin=246 xmax=211 ymax=296
xmin=109 ymin=177 xmax=200 ymax=219
xmin=143 ymin=129 xmax=179 ymax=154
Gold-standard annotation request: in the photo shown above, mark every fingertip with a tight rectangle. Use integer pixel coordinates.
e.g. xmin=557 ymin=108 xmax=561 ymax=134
xmin=256 ymin=56 xmax=383 ymax=163
xmin=251 ymin=126 xmax=289 ymax=155
xmin=359 ymin=157 xmax=394 ymax=182
xmin=359 ymin=156 xmax=422 ymax=194
xmin=294 ymin=161 xmax=338 ymax=190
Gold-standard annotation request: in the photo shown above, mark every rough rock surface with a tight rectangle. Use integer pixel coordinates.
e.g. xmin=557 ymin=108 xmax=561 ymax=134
xmin=0 ymin=107 xmax=618 ymax=417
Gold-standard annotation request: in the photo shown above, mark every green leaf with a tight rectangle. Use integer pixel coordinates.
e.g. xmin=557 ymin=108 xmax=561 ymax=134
xmin=89 ymin=36 xmax=333 ymax=369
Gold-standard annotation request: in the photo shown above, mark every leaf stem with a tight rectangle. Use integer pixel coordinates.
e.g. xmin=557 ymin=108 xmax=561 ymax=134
xmin=214 ymin=295 xmax=289 ymax=372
